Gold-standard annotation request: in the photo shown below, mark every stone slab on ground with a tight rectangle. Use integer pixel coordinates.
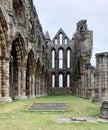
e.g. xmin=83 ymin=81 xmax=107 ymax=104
xmin=56 ymin=117 xmax=108 ymax=123
xmin=28 ymin=103 xmax=68 ymax=111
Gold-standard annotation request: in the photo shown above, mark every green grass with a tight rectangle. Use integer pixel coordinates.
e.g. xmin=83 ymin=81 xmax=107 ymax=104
xmin=0 ymin=95 xmax=108 ymax=130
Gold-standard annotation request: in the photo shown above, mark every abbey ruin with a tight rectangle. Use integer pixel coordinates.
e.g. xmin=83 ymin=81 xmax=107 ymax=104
xmin=0 ymin=0 xmax=107 ymax=102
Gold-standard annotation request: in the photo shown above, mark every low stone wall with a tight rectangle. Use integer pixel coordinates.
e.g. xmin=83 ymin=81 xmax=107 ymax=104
xmin=49 ymin=88 xmax=72 ymax=95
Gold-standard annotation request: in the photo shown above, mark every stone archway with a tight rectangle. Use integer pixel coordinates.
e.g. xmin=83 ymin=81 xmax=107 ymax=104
xmin=9 ymin=34 xmax=27 ymax=99
xmin=26 ymin=49 xmax=36 ymax=98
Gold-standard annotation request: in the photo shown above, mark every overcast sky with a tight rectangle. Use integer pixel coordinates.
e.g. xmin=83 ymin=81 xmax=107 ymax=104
xmin=33 ymin=0 xmax=108 ymax=66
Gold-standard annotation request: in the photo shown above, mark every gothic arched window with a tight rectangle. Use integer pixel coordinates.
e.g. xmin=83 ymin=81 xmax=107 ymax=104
xmin=59 ymin=74 xmax=63 ymax=88
xmin=59 ymin=49 xmax=63 ymax=69
xmin=52 ymin=74 xmax=55 ymax=87
xmin=52 ymin=49 xmax=55 ymax=68
xmin=67 ymin=74 xmax=70 ymax=87
xmin=67 ymin=49 xmax=71 ymax=68
xmin=59 ymin=34 xmax=63 ymax=45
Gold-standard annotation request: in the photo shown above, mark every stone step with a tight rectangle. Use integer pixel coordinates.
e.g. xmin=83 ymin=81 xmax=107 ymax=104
xmin=28 ymin=103 xmax=68 ymax=111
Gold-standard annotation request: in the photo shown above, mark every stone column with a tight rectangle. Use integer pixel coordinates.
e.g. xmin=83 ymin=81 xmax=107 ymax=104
xmin=42 ymin=78 xmax=45 ymax=95
xmin=15 ymin=67 xmax=21 ymax=99
xmin=31 ymin=75 xmax=36 ymax=98
xmin=29 ymin=75 xmax=32 ymax=97
xmin=45 ymin=79 xmax=48 ymax=95
xmin=103 ymin=56 xmax=108 ymax=97
xmin=0 ymin=58 xmax=12 ymax=102
xmin=38 ymin=78 xmax=41 ymax=96
xmin=21 ymin=68 xmax=27 ymax=99
xmin=97 ymin=56 xmax=102 ymax=98
xmin=91 ymin=70 xmax=95 ymax=98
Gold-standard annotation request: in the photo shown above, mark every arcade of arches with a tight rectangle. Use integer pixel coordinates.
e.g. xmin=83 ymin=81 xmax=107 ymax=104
xmin=0 ymin=0 xmax=108 ymax=102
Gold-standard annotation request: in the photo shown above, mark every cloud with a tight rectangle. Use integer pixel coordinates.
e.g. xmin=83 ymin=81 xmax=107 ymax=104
xmin=33 ymin=0 xmax=108 ymax=66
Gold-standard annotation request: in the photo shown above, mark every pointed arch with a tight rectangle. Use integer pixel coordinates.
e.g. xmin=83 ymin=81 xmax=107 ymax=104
xmin=9 ymin=34 xmax=27 ymax=99
xmin=66 ymin=48 xmax=71 ymax=68
xmin=26 ymin=49 xmax=36 ymax=97
xmin=51 ymin=48 xmax=56 ymax=68
xmin=59 ymin=48 xmax=63 ymax=69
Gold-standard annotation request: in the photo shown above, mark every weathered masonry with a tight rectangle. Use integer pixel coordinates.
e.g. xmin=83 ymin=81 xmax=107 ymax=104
xmin=0 ymin=0 xmax=50 ymax=102
xmin=49 ymin=28 xmax=73 ymax=94
xmin=0 ymin=0 xmax=108 ymax=103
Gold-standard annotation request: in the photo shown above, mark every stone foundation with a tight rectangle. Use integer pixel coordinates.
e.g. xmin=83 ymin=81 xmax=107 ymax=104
xmin=49 ymin=88 xmax=72 ymax=95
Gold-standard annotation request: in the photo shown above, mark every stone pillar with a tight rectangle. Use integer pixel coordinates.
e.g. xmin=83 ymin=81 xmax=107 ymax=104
xmin=42 ymin=78 xmax=45 ymax=95
xmin=31 ymin=75 xmax=36 ymax=98
xmin=45 ymin=79 xmax=48 ymax=95
xmin=98 ymin=57 xmax=102 ymax=98
xmin=102 ymin=56 xmax=108 ymax=97
xmin=96 ymin=54 xmax=102 ymax=99
xmin=38 ymin=78 xmax=41 ymax=96
xmin=29 ymin=75 xmax=32 ymax=97
xmin=21 ymin=68 xmax=27 ymax=99
xmin=15 ymin=67 xmax=27 ymax=99
xmin=35 ymin=77 xmax=40 ymax=96
xmin=0 ymin=58 xmax=12 ymax=102
xmin=91 ymin=69 xmax=95 ymax=98
xmin=100 ymin=101 xmax=108 ymax=119
xmin=15 ymin=67 xmax=21 ymax=99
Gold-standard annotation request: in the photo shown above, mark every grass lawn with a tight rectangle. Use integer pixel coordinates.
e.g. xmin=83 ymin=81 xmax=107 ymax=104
xmin=0 ymin=95 xmax=108 ymax=130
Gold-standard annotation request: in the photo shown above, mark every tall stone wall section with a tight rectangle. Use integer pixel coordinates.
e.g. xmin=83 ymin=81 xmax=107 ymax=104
xmin=0 ymin=0 xmax=50 ymax=102
xmin=48 ymin=28 xmax=73 ymax=94
xmin=71 ymin=20 xmax=94 ymax=98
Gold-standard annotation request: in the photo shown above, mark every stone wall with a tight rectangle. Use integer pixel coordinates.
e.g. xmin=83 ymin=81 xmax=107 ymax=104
xmin=48 ymin=28 xmax=73 ymax=94
xmin=0 ymin=0 xmax=50 ymax=102
xmin=95 ymin=52 xmax=108 ymax=99
xmin=71 ymin=20 xmax=93 ymax=98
